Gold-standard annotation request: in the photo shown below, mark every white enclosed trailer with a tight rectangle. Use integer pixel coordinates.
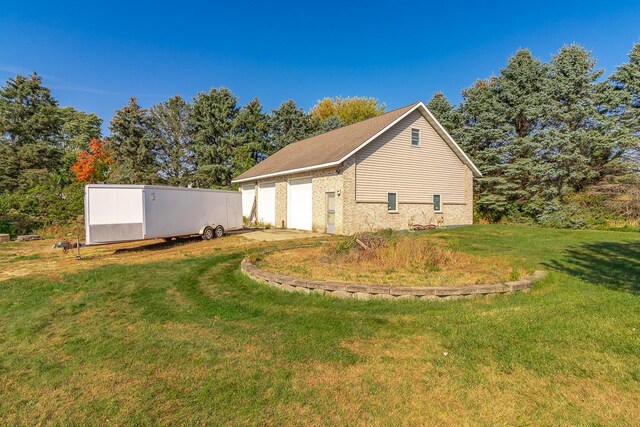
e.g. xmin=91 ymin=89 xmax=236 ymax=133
xmin=84 ymin=184 xmax=242 ymax=245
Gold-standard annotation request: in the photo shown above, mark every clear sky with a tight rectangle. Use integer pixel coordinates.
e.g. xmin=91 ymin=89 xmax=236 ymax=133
xmin=1 ymin=1 xmax=639 ymax=133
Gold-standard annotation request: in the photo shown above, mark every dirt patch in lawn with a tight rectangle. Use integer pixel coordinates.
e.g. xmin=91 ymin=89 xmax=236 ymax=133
xmin=257 ymin=231 xmax=522 ymax=286
xmin=0 ymin=236 xmax=260 ymax=282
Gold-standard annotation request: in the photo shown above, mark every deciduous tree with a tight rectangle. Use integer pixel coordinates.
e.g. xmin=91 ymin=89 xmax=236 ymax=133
xmin=310 ymin=96 xmax=385 ymax=125
xmin=71 ymin=138 xmax=112 ymax=183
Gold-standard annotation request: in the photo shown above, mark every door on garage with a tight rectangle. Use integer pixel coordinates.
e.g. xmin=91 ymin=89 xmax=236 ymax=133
xmin=257 ymin=182 xmax=275 ymax=226
xmin=287 ymin=178 xmax=313 ymax=231
xmin=241 ymin=185 xmax=255 ymax=219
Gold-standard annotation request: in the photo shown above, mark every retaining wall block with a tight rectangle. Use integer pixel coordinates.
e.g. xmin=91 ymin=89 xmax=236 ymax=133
xmin=331 ymin=290 xmax=351 ymax=299
xmin=240 ymin=258 xmax=544 ymax=302
xmin=318 ymin=282 xmax=347 ymax=292
xmin=352 ymin=292 xmax=371 ymax=301
xmin=346 ymin=284 xmax=369 ymax=293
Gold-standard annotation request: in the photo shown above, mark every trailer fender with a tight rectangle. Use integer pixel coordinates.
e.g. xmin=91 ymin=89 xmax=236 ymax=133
xmin=198 ymin=224 xmax=217 ymax=235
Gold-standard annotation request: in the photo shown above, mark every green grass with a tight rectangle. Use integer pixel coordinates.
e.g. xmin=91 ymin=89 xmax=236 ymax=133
xmin=1 ymin=225 xmax=639 ymax=425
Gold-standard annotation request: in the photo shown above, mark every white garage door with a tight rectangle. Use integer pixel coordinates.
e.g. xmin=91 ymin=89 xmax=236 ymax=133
xmin=287 ymin=178 xmax=313 ymax=231
xmin=257 ymin=182 xmax=275 ymax=226
xmin=241 ymin=185 xmax=255 ymax=218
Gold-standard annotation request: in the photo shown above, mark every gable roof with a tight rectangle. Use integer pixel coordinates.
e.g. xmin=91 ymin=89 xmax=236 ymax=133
xmin=232 ymin=102 xmax=481 ymax=183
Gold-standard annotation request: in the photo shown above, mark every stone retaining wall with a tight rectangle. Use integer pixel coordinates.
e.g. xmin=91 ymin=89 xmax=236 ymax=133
xmin=241 ymin=259 xmax=547 ymax=301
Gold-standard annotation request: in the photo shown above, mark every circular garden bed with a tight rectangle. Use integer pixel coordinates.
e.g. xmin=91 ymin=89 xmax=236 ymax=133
xmin=243 ymin=231 xmax=547 ymax=300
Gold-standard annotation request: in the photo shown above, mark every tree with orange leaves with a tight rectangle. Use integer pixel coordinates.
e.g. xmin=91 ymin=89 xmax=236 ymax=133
xmin=71 ymin=138 xmax=112 ymax=183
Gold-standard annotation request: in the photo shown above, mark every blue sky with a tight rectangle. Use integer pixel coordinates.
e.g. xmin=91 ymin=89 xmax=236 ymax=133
xmin=1 ymin=1 xmax=639 ymax=134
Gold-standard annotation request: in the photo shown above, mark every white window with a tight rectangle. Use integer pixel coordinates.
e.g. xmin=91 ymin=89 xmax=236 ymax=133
xmin=433 ymin=194 xmax=442 ymax=212
xmin=411 ymin=128 xmax=420 ymax=146
xmin=388 ymin=192 xmax=397 ymax=212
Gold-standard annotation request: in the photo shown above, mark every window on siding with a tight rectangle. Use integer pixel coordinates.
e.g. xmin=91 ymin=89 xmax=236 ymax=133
xmin=411 ymin=128 xmax=420 ymax=146
xmin=388 ymin=192 xmax=397 ymax=212
xmin=433 ymin=194 xmax=442 ymax=212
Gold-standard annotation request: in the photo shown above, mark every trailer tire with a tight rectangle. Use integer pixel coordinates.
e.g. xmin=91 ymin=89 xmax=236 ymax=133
xmin=214 ymin=225 xmax=224 ymax=238
xmin=202 ymin=226 xmax=214 ymax=240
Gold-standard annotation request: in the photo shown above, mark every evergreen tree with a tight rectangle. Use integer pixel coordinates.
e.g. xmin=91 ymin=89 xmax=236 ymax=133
xmin=315 ymin=115 xmax=344 ymax=134
xmin=538 ymin=45 xmax=610 ymax=202
xmin=149 ymin=95 xmax=194 ymax=186
xmin=426 ymin=92 xmax=463 ymax=139
xmin=495 ymin=49 xmax=548 ymax=215
xmin=231 ymin=98 xmax=269 ymax=178
xmin=268 ymin=100 xmax=315 ymax=154
xmin=459 ymin=78 xmax=513 ymax=218
xmin=59 ymin=107 xmax=102 ymax=152
xmin=609 ymin=42 xmax=640 ymax=167
xmin=0 ymin=73 xmax=63 ymax=192
xmin=108 ymin=97 xmax=158 ymax=184
xmin=191 ymin=88 xmax=239 ymax=187
xmin=58 ymin=106 xmax=103 ymax=175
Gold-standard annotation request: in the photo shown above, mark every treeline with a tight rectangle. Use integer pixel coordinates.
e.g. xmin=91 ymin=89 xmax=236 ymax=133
xmin=1 ymin=42 xmax=639 ymax=235
xmin=427 ymin=43 xmax=640 ymax=227
xmin=0 ymin=76 xmax=383 ymax=234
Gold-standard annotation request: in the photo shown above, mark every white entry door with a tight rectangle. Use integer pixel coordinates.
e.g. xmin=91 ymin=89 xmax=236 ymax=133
xmin=257 ymin=183 xmax=275 ymax=225
xmin=287 ymin=178 xmax=313 ymax=231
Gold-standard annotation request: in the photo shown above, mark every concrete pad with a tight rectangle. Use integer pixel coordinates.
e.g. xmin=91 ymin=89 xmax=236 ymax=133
xmin=237 ymin=228 xmax=323 ymax=242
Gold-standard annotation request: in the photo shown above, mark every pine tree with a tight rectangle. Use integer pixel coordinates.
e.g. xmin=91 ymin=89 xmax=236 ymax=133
xmin=459 ymin=78 xmax=513 ymax=218
xmin=0 ymin=73 xmax=64 ymax=192
xmin=191 ymin=88 xmax=239 ymax=188
xmin=458 ymin=50 xmax=548 ymax=219
xmin=494 ymin=49 xmax=548 ymax=215
xmin=538 ymin=45 xmax=610 ymax=202
xmin=149 ymin=95 xmax=194 ymax=186
xmin=108 ymin=97 xmax=158 ymax=184
xmin=426 ymin=92 xmax=463 ymax=140
xmin=268 ymin=100 xmax=315 ymax=154
xmin=231 ymin=98 xmax=269 ymax=178
xmin=609 ymin=42 xmax=640 ymax=167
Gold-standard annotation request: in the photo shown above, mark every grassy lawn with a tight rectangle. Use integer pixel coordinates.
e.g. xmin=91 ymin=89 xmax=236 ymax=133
xmin=0 ymin=225 xmax=639 ymax=425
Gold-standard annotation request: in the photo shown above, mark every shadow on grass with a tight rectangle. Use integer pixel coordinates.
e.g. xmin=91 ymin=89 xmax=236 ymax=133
xmin=113 ymin=236 xmax=203 ymax=254
xmin=544 ymin=241 xmax=640 ymax=294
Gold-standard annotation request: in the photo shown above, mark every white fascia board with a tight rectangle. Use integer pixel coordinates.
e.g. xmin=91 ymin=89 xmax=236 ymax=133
xmin=231 ymin=160 xmax=342 ymax=183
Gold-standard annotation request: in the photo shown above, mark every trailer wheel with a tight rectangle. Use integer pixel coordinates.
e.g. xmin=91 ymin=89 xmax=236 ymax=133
xmin=202 ymin=226 xmax=214 ymax=240
xmin=214 ymin=225 xmax=225 ymax=238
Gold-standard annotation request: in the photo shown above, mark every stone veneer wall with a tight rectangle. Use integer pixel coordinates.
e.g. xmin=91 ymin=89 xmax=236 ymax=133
xmin=257 ymin=167 xmax=344 ymax=233
xmin=252 ymin=158 xmax=473 ymax=235
xmin=342 ymin=161 xmax=474 ymax=234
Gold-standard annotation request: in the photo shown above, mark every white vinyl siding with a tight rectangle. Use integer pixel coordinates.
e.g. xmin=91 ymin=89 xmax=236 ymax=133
xmin=355 ymin=110 xmax=466 ymax=204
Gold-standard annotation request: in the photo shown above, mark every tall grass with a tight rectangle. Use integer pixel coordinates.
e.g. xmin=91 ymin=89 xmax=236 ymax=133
xmin=331 ymin=232 xmax=458 ymax=272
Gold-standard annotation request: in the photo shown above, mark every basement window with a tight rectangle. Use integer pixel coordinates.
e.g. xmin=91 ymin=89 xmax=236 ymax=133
xmin=388 ymin=192 xmax=398 ymax=213
xmin=433 ymin=194 xmax=442 ymax=213
xmin=411 ymin=128 xmax=420 ymax=146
